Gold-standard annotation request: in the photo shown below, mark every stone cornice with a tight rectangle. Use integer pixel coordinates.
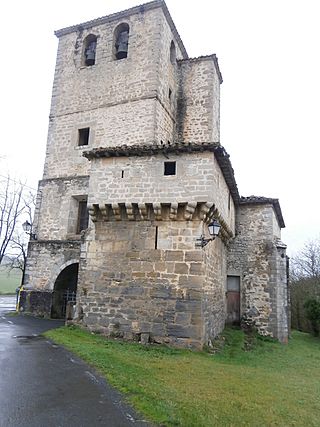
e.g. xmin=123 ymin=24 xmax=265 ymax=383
xmin=83 ymin=143 xmax=240 ymax=203
xmin=87 ymin=201 xmax=234 ymax=242
xmin=28 ymin=239 xmax=81 ymax=246
xmin=54 ymin=0 xmax=188 ymax=59
xmin=39 ymin=175 xmax=89 ymax=185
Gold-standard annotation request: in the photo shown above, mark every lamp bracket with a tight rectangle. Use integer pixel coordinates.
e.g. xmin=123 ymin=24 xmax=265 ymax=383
xmin=195 ymin=235 xmax=215 ymax=248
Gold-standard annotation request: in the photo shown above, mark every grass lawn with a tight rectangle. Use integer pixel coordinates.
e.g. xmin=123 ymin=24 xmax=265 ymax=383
xmin=0 ymin=267 xmax=21 ymax=294
xmin=44 ymin=327 xmax=320 ymax=427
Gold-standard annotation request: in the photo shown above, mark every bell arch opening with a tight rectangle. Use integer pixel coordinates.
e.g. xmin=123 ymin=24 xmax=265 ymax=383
xmin=51 ymin=263 xmax=79 ymax=319
xmin=83 ymin=34 xmax=97 ymax=66
xmin=114 ymin=23 xmax=129 ymax=60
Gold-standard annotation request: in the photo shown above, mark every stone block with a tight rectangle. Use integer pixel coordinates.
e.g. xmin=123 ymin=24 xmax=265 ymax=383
xmin=189 ymin=263 xmax=204 ymax=275
xmin=174 ymin=262 xmax=189 ymax=274
xmin=149 ymin=286 xmax=171 ymax=299
xmin=174 ymin=312 xmax=191 ymax=325
xmin=167 ymin=324 xmax=200 ymax=340
xmin=165 ymin=251 xmax=184 ymax=261
xmin=179 ymin=275 xmax=204 ymax=288
xmin=140 ymin=333 xmax=150 ymax=344
xmin=185 ymin=250 xmax=204 ymax=262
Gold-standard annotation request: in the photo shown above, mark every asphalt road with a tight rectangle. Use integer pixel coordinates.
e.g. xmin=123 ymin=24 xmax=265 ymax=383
xmin=0 ymin=296 xmax=148 ymax=427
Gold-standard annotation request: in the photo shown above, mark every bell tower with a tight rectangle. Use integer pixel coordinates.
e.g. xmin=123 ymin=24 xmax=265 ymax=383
xmin=22 ymin=1 xmax=288 ymax=347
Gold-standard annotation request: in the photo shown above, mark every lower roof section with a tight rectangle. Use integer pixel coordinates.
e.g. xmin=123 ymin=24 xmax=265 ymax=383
xmin=83 ymin=142 xmax=240 ymax=204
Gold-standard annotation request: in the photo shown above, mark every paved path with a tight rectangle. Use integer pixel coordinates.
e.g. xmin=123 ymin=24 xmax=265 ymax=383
xmin=0 ymin=296 xmax=148 ymax=427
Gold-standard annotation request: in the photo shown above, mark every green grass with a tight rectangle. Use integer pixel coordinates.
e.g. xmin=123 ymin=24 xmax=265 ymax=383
xmin=0 ymin=267 xmax=21 ymax=294
xmin=44 ymin=327 xmax=320 ymax=427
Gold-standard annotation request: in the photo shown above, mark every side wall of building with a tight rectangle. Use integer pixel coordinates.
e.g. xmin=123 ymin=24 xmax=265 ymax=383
xmin=86 ymin=152 xmax=235 ymax=234
xmin=202 ymin=238 xmax=227 ymax=344
xmin=77 ymin=220 xmax=206 ymax=348
xmin=33 ymin=176 xmax=89 ymax=240
xmin=177 ymin=57 xmax=220 ymax=144
xmin=227 ymin=204 xmax=289 ymax=342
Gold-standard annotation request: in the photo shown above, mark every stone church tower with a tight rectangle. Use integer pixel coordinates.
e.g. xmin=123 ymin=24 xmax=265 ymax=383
xmin=22 ymin=0 xmax=289 ymax=347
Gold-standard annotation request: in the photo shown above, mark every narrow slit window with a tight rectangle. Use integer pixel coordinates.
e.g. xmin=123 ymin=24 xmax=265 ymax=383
xmin=155 ymin=226 xmax=158 ymax=249
xmin=164 ymin=161 xmax=176 ymax=176
xmin=169 ymin=88 xmax=172 ymax=99
xmin=77 ymin=200 xmax=89 ymax=233
xmin=78 ymin=128 xmax=90 ymax=146
xmin=170 ymin=41 xmax=176 ymax=64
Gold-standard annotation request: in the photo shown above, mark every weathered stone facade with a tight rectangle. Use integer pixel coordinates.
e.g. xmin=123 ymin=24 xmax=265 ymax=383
xmin=22 ymin=0 xmax=289 ymax=347
xmin=227 ymin=197 xmax=289 ymax=342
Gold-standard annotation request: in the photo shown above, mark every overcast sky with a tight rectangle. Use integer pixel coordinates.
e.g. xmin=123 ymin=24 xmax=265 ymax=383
xmin=1 ymin=0 xmax=319 ymax=255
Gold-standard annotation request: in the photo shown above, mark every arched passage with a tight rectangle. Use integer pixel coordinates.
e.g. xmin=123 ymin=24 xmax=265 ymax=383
xmin=51 ymin=263 xmax=79 ymax=319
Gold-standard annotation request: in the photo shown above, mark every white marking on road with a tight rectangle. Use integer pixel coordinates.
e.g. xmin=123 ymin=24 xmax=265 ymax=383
xmin=85 ymin=371 xmax=99 ymax=383
xmin=126 ymin=413 xmax=135 ymax=422
xmin=1 ymin=316 xmax=6 ymax=320
xmin=7 ymin=320 xmax=13 ymax=324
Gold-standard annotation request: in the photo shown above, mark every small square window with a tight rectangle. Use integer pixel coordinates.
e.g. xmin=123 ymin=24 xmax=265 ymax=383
xmin=164 ymin=161 xmax=176 ymax=176
xmin=78 ymin=127 xmax=90 ymax=146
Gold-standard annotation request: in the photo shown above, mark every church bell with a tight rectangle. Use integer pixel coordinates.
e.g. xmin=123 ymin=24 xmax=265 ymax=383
xmin=85 ymin=41 xmax=96 ymax=66
xmin=115 ymin=31 xmax=129 ymax=60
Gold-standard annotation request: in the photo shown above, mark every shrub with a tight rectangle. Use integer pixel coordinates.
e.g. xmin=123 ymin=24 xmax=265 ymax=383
xmin=304 ymin=298 xmax=320 ymax=336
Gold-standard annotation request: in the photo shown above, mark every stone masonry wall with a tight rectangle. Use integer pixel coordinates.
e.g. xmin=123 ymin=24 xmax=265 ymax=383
xmin=87 ymin=152 xmax=235 ymax=233
xmin=34 ymin=176 xmax=89 ymax=240
xmin=44 ymin=6 xmax=186 ymax=179
xmin=203 ymin=237 xmax=227 ymax=344
xmin=227 ymin=204 xmax=289 ymax=342
xmin=50 ymin=8 xmax=163 ymax=117
xmin=24 ymin=240 xmax=80 ymax=292
xmin=43 ymin=99 xmax=159 ymax=178
xmin=154 ymin=11 xmax=184 ymax=144
xmin=77 ymin=220 xmax=209 ymax=348
xmin=177 ymin=57 xmax=220 ymax=144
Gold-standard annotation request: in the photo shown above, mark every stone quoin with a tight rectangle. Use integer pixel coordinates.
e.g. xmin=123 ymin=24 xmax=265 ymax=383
xmin=21 ymin=0 xmax=289 ymax=348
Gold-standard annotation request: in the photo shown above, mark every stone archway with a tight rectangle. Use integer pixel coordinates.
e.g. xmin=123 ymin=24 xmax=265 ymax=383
xmin=51 ymin=263 xmax=79 ymax=319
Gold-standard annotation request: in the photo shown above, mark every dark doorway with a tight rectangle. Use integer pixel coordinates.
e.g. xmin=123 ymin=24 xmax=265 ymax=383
xmin=226 ymin=276 xmax=240 ymax=325
xmin=51 ymin=263 xmax=79 ymax=319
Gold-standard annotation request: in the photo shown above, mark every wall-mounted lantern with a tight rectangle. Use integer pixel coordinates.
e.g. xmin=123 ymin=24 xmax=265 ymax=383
xmin=22 ymin=220 xmax=36 ymax=240
xmin=196 ymin=219 xmax=221 ymax=247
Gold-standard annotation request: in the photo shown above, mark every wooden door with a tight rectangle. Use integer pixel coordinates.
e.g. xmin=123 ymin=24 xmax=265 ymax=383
xmin=226 ymin=276 xmax=240 ymax=325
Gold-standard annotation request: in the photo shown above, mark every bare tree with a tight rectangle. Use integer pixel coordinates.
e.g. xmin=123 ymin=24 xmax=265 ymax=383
xmin=0 ymin=175 xmax=34 ymax=266
xmin=5 ymin=190 xmax=36 ymax=284
xmin=291 ymin=239 xmax=320 ymax=281
xmin=290 ymin=238 xmax=320 ymax=333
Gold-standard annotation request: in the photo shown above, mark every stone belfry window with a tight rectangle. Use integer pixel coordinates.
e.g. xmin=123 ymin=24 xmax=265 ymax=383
xmin=114 ymin=23 xmax=129 ymax=60
xmin=83 ymin=34 xmax=97 ymax=66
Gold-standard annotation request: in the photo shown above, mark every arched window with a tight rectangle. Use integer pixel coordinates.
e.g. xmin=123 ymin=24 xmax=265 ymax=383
xmin=83 ymin=34 xmax=97 ymax=66
xmin=170 ymin=41 xmax=176 ymax=64
xmin=114 ymin=23 xmax=129 ymax=60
